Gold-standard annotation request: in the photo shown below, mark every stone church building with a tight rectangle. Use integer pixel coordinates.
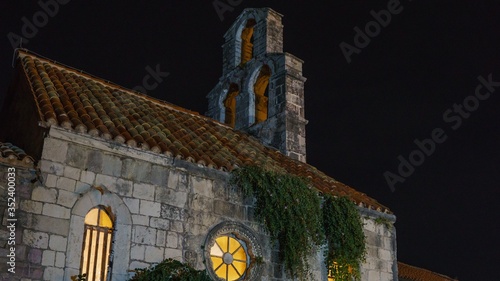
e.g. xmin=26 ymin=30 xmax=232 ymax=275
xmin=0 ymin=7 xmax=457 ymax=281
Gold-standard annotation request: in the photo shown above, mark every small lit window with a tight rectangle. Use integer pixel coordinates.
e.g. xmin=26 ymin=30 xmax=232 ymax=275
xmin=80 ymin=206 xmax=114 ymax=281
xmin=224 ymin=84 xmax=239 ymax=127
xmin=328 ymin=262 xmax=353 ymax=281
xmin=210 ymin=235 xmax=248 ymax=281
xmin=253 ymin=65 xmax=271 ymax=123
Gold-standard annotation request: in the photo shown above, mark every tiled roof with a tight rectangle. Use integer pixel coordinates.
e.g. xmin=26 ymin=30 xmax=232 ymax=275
xmin=0 ymin=142 xmax=35 ymax=167
xmin=14 ymin=49 xmax=390 ymax=212
xmin=398 ymin=262 xmax=458 ymax=281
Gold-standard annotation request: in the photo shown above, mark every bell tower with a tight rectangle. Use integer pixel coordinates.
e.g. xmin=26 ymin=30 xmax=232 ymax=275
xmin=206 ymin=8 xmax=307 ymax=163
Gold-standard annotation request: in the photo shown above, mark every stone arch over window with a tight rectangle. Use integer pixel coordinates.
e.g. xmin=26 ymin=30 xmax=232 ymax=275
xmin=223 ymin=83 xmax=240 ymax=127
xmin=240 ymin=19 xmax=256 ymax=65
xmin=65 ymin=187 xmax=132 ymax=281
xmin=204 ymin=221 xmax=263 ymax=281
xmin=253 ymin=65 xmax=271 ymax=124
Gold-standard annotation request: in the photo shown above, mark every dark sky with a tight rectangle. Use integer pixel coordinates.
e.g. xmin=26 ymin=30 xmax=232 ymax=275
xmin=1 ymin=1 xmax=499 ymax=280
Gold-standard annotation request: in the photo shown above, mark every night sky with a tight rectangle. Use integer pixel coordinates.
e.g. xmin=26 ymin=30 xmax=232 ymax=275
xmin=1 ymin=1 xmax=499 ymax=280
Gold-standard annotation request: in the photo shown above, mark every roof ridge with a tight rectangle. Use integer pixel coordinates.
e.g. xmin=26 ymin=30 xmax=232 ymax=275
xmin=16 ymin=49 xmax=203 ymax=119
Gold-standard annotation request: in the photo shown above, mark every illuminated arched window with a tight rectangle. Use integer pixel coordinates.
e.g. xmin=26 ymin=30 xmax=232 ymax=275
xmin=240 ymin=19 xmax=256 ymax=65
xmin=223 ymin=84 xmax=239 ymax=127
xmin=253 ymin=65 xmax=271 ymax=124
xmin=328 ymin=262 xmax=353 ymax=281
xmin=80 ymin=206 xmax=114 ymax=281
xmin=209 ymin=234 xmax=249 ymax=281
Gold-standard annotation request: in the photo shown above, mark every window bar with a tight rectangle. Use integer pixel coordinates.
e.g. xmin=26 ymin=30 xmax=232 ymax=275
xmin=96 ymin=227 xmax=102 ymax=280
xmin=100 ymin=227 xmax=109 ymax=281
xmin=85 ymin=226 xmax=94 ymax=280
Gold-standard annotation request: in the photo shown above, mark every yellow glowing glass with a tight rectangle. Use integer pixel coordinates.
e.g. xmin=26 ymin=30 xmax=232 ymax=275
xmin=85 ymin=208 xmax=113 ymax=228
xmin=81 ymin=207 xmax=113 ymax=281
xmin=209 ymin=235 xmax=248 ymax=280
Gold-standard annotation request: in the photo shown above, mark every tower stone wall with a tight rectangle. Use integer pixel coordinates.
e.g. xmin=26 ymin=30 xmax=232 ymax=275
xmin=207 ymin=8 xmax=307 ymax=163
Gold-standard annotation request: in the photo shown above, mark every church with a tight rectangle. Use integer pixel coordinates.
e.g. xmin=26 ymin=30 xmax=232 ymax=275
xmin=0 ymin=7 xmax=457 ymax=281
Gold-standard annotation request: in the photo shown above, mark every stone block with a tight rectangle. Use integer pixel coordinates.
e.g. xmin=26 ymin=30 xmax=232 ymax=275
xmin=132 ymin=215 xmax=149 ymax=226
xmin=144 ymin=246 xmax=164 ymax=263
xmin=139 ymin=200 xmax=161 ymax=217
xmin=28 ymin=248 xmax=42 ymax=264
xmin=190 ymin=176 xmax=213 ymax=198
xmin=23 ymin=230 xmax=49 ymax=249
xmin=80 ymin=170 xmax=96 ymax=185
xmin=63 ymin=166 xmax=81 ymax=181
xmin=166 ymin=232 xmax=178 ymax=248
xmin=133 ymin=226 xmax=156 ymax=245
xmin=150 ymin=217 xmax=170 ymax=230
xmin=378 ymin=248 xmax=392 ymax=261
xmin=155 ymin=187 xmax=187 ymax=208
xmin=123 ymin=197 xmax=140 ymax=214
xmin=41 ymin=138 xmax=68 ymax=163
xmin=20 ymin=200 xmax=43 ymax=214
xmin=133 ymin=183 xmax=155 ymax=201
xmin=167 ymin=170 xmax=188 ymax=190
xmin=130 ymin=244 xmax=146 ymax=260
xmin=121 ymin=159 xmax=151 ymax=182
xmin=56 ymin=190 xmax=78 ymax=208
xmin=214 ymin=200 xmax=244 ymax=219
xmin=66 ymin=143 xmax=88 ymax=168
xmin=164 ymin=248 xmax=182 ymax=261
xmin=156 ymin=230 xmax=166 ymax=246
xmin=44 ymin=174 xmax=58 ymax=188
xmin=39 ymin=160 xmax=64 ymax=176
xmin=170 ymin=221 xmax=183 ymax=233
xmin=41 ymin=250 xmax=55 ymax=266
xmin=101 ymin=154 xmax=122 ymax=176
xmin=42 ymin=203 xmax=70 ymax=219
xmin=43 ymin=267 xmax=64 ymax=281
xmin=49 ymin=235 xmax=67 ymax=252
xmin=364 ymin=218 xmax=376 ymax=232
xmin=31 ymin=186 xmax=57 ymax=203
xmin=111 ymin=178 xmax=133 ymax=197
xmin=31 ymin=215 xmax=70 ymax=236
xmin=75 ymin=181 xmax=91 ymax=194
xmin=56 ymin=177 xmax=76 ymax=192
xmin=160 ymin=205 xmax=186 ymax=221
xmin=188 ymin=195 xmax=213 ymax=212
xmin=55 ymin=252 xmax=65 ymax=268
xmin=150 ymin=165 xmax=168 ymax=186
xmin=129 ymin=261 xmax=149 ymax=271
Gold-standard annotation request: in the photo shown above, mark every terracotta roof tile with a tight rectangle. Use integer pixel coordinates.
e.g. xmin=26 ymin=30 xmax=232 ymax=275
xmin=398 ymin=262 xmax=458 ymax=281
xmin=0 ymin=142 xmax=35 ymax=168
xmin=16 ymin=49 xmax=390 ymax=212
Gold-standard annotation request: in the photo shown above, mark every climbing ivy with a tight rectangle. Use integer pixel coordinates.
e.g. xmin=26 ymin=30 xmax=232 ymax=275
xmin=129 ymin=258 xmax=210 ymax=281
xmin=230 ymin=166 xmax=324 ymax=279
xmin=323 ymin=195 xmax=366 ymax=281
xmin=231 ymin=166 xmax=366 ymax=281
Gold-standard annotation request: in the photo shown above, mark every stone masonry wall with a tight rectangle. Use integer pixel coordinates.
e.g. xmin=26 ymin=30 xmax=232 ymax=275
xmin=4 ymin=126 xmax=299 ymax=281
xmin=2 ymin=126 xmax=397 ymax=281
xmin=359 ymin=208 xmax=398 ymax=281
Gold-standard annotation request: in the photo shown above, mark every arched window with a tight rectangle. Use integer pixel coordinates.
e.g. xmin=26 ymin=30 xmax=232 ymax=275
xmin=223 ymin=84 xmax=239 ymax=127
xmin=210 ymin=234 xmax=248 ymax=280
xmin=253 ymin=65 xmax=271 ymax=124
xmin=80 ymin=206 xmax=114 ymax=281
xmin=240 ymin=19 xmax=256 ymax=65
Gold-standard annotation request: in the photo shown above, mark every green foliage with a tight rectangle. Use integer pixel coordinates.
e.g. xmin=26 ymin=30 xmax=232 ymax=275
xmin=129 ymin=259 xmax=210 ymax=281
xmin=374 ymin=216 xmax=393 ymax=230
xmin=70 ymin=273 xmax=86 ymax=281
xmin=323 ymin=195 xmax=366 ymax=281
xmin=230 ymin=166 xmax=324 ymax=279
